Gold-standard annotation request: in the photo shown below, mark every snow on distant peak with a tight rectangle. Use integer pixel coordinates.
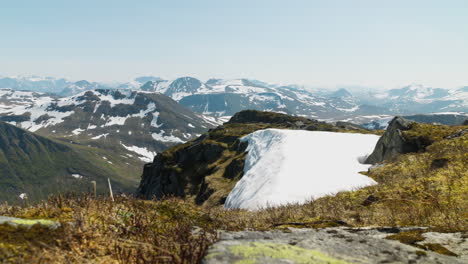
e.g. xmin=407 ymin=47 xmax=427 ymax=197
xmin=121 ymin=143 xmax=157 ymax=163
xmin=224 ymin=129 xmax=380 ymax=210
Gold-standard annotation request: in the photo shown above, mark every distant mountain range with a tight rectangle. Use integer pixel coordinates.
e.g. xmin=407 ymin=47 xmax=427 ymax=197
xmin=361 ymin=112 xmax=468 ymax=130
xmin=0 ymin=75 xmax=467 ymax=122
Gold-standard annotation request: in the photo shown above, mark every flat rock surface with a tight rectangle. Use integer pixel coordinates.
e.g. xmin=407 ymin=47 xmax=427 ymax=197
xmin=203 ymin=227 xmax=466 ymax=264
xmin=0 ymin=216 xmax=60 ymax=229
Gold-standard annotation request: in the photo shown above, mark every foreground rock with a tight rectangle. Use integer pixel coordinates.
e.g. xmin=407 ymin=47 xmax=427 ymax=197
xmin=0 ymin=216 xmax=60 ymax=229
xmin=204 ymin=227 xmax=465 ymax=264
xmin=365 ymin=117 xmax=418 ymax=164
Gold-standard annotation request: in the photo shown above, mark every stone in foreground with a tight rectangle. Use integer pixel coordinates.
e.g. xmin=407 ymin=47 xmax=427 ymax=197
xmin=203 ymin=227 xmax=464 ymax=264
xmin=0 ymin=216 xmax=60 ymax=230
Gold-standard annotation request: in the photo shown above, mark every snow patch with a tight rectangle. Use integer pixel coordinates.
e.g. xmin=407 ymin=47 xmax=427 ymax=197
xmin=151 ymin=131 xmax=184 ymax=143
xmin=71 ymin=174 xmax=83 ymax=179
xmin=121 ymin=143 xmax=157 ymax=163
xmin=224 ymin=129 xmax=380 ymax=210
xmin=91 ymin=133 xmax=109 ymax=140
xmin=72 ymin=128 xmax=85 ymax=135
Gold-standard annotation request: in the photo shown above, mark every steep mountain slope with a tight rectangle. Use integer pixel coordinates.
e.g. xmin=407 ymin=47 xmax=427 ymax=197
xmin=0 ymin=121 xmax=142 ymax=203
xmin=0 ymin=89 xmax=218 ymax=162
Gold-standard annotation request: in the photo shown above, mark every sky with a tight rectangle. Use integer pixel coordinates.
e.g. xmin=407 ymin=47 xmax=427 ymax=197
xmin=1 ymin=0 xmax=467 ymax=89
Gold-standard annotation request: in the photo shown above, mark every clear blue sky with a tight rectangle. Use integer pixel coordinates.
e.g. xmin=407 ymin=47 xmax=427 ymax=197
xmin=1 ymin=0 xmax=467 ymax=89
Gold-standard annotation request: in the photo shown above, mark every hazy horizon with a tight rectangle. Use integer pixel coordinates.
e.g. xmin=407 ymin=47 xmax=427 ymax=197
xmin=1 ymin=0 xmax=467 ymax=90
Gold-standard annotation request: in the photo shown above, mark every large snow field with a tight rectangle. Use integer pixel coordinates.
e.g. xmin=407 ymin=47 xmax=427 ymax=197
xmin=224 ymin=129 xmax=380 ymax=210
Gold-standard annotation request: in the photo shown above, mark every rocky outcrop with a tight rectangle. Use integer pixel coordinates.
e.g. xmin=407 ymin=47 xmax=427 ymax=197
xmin=203 ymin=227 xmax=465 ymax=264
xmin=446 ymin=128 xmax=468 ymax=139
xmin=227 ymin=110 xmax=326 ymax=129
xmin=137 ymin=110 xmax=354 ymax=206
xmin=365 ymin=117 xmax=419 ymax=164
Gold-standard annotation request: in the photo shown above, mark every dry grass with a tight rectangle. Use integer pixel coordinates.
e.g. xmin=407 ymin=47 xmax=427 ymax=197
xmin=0 ymin=195 xmax=218 ymax=264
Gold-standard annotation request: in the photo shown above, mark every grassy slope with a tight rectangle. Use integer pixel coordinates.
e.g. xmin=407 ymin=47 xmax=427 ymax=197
xmin=0 ymin=122 xmax=143 ymax=203
xmin=0 ymin=122 xmax=466 ymax=263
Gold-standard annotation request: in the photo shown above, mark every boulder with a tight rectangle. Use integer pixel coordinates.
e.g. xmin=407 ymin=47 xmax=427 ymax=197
xmin=365 ymin=117 xmax=419 ymax=164
xmin=203 ymin=227 xmax=464 ymax=264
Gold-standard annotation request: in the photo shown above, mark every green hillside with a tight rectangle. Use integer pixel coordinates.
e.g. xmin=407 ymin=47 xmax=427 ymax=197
xmin=0 ymin=121 xmax=143 ymax=203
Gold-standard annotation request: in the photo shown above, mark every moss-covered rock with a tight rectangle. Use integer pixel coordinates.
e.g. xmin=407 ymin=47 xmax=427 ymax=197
xmin=227 ymin=242 xmax=351 ymax=264
xmin=0 ymin=216 xmax=60 ymax=230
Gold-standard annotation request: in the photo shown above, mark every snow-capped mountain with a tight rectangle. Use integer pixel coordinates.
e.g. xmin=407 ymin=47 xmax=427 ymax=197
xmin=139 ymin=77 xmax=373 ymax=119
xmin=117 ymin=76 xmax=162 ymax=90
xmin=2 ymin=75 xmax=466 ymax=120
xmin=59 ymin=80 xmax=110 ymax=96
xmin=0 ymin=89 xmax=219 ymax=162
xmin=0 ymin=88 xmax=58 ymax=112
xmin=361 ymin=112 xmax=468 ymax=130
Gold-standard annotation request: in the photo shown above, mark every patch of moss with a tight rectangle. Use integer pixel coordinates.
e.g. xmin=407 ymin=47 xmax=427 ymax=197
xmin=10 ymin=218 xmax=59 ymax=228
xmin=0 ymin=223 xmax=65 ymax=261
xmin=273 ymin=220 xmax=349 ymax=229
xmin=229 ymin=242 xmax=351 ymax=264
xmin=386 ymin=230 xmax=425 ymax=245
xmin=402 ymin=123 xmax=465 ymax=146
xmin=386 ymin=231 xmax=459 ymax=257
xmin=421 ymin=243 xmax=458 ymax=257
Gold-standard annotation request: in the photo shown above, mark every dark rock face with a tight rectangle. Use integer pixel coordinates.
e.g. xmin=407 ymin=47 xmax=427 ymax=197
xmin=223 ymin=154 xmax=246 ymax=180
xmin=137 ymin=140 xmax=229 ymax=201
xmin=228 ymin=110 xmax=314 ymax=126
xmin=137 ymin=157 xmax=186 ymax=199
xmin=365 ymin=117 xmax=419 ymax=164
xmin=463 ymin=120 xmax=468 ymax=126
